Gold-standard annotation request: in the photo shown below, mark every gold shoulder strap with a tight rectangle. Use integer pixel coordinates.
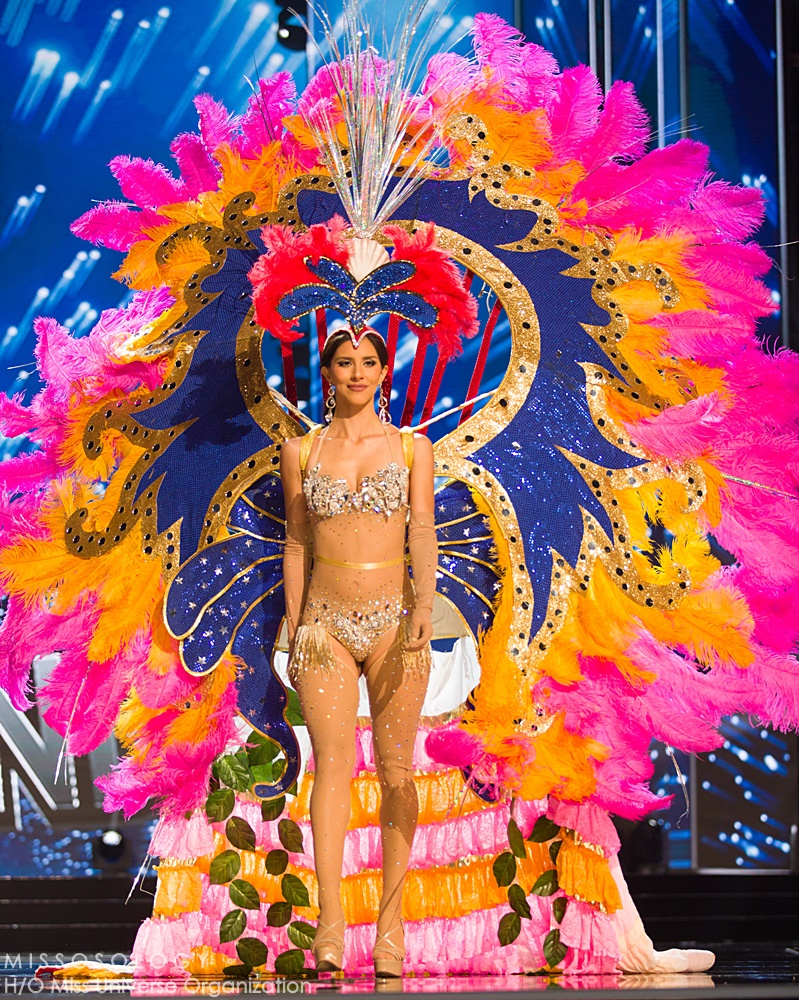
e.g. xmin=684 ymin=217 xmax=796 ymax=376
xmin=299 ymin=426 xmax=324 ymax=473
xmin=399 ymin=428 xmax=415 ymax=470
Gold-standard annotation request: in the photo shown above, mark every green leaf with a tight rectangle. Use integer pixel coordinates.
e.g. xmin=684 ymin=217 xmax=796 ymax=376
xmin=226 ymin=815 xmax=256 ymax=852
xmin=549 ymin=840 xmax=562 ymax=864
xmin=250 ymin=763 xmax=274 ymax=784
xmin=278 ymin=817 xmax=304 ymax=854
xmin=285 ymin=782 xmax=298 ymax=798
xmin=281 ymin=872 xmax=310 ymax=908
xmin=261 ymin=795 xmax=286 ymax=823
xmin=249 ymin=740 xmax=279 ymax=768
xmin=236 ymin=938 xmax=268 ymax=968
xmin=287 ymin=921 xmax=316 ymax=950
xmin=492 ymin=851 xmax=517 ymax=888
xmin=497 ymin=911 xmax=521 ymax=946
xmin=508 ymin=883 xmax=531 ymax=919
xmin=528 ymin=816 xmax=561 ymax=843
xmin=274 ymin=949 xmax=305 ymax=976
xmin=265 ymin=849 xmax=289 ymax=876
xmin=507 ymin=818 xmax=527 ymax=859
xmin=209 ymin=849 xmax=241 ymax=885
xmin=552 ymin=897 xmax=568 ymax=924
xmin=267 ymin=901 xmax=293 ymax=927
xmin=217 ymin=754 xmax=251 ymax=792
xmin=205 ymin=788 xmax=235 ymax=823
xmin=286 ymin=689 xmax=305 ymax=727
xmin=543 ymin=928 xmax=568 ymax=969
xmin=229 ymin=878 xmax=261 ymax=910
xmin=222 ymin=964 xmax=252 ymax=979
xmin=531 ymin=869 xmax=559 ymax=897
xmin=219 ymin=908 xmax=247 ymax=944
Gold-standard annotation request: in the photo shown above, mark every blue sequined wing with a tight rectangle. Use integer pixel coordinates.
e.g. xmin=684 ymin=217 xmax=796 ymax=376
xmin=164 ymin=473 xmax=298 ymax=798
xmin=431 ymin=480 xmax=501 ymax=640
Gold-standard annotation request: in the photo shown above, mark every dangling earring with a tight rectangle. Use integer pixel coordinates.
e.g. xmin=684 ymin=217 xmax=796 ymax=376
xmin=325 ymin=384 xmax=336 ymax=423
xmin=378 ymin=383 xmax=391 ymax=424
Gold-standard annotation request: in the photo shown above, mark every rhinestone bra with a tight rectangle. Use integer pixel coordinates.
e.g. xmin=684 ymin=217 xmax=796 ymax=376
xmin=303 ymin=461 xmax=409 ymax=518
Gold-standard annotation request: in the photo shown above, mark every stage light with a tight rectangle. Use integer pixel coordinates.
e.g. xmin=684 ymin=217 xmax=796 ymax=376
xmin=93 ymin=829 xmax=126 ymax=864
xmin=14 ymin=48 xmax=61 ymax=121
xmin=41 ymin=70 xmax=81 ymax=135
xmin=16 ymin=287 xmax=50 ymax=340
xmin=162 ymin=65 xmax=212 ymax=136
xmin=75 ymin=308 xmax=99 ymax=336
xmin=194 ymin=0 xmax=238 ymax=62
xmin=110 ymin=18 xmax=152 ymax=90
xmin=274 ymin=0 xmax=306 ymax=53
xmin=220 ymin=1 xmax=273 ymax=75
xmin=66 ymin=301 xmax=91 ymax=330
xmin=60 ymin=0 xmax=82 ymax=21
xmin=6 ymin=0 xmax=36 ymax=47
xmin=764 ymin=754 xmax=778 ymax=771
xmin=1 ymin=327 xmax=20 ymax=351
xmin=74 ymin=80 xmax=112 ymax=143
xmin=48 ymin=269 xmax=77 ymax=308
xmin=80 ymin=9 xmax=124 ymax=90
xmin=128 ymin=8 xmax=171 ymax=82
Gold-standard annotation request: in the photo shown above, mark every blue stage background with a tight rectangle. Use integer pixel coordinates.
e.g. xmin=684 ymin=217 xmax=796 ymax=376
xmin=0 ymin=0 xmax=795 ymax=876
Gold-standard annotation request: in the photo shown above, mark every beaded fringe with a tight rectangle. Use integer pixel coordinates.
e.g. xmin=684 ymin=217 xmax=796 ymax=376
xmin=287 ymin=624 xmax=339 ymax=685
xmin=401 ymin=617 xmax=432 ymax=677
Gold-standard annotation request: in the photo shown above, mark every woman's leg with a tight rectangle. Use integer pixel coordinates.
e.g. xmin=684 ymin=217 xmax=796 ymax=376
xmin=292 ymin=634 xmax=360 ymax=930
xmin=363 ymin=629 xmax=429 ymax=940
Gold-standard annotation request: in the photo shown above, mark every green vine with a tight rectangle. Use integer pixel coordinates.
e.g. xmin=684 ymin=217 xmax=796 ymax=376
xmin=203 ymin=704 xmax=314 ymax=979
xmin=494 ymin=809 xmax=570 ymax=971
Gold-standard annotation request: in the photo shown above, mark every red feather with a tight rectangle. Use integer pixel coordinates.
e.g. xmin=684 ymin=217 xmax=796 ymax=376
xmin=248 ymin=217 xmax=350 ymax=343
xmin=384 ymin=223 xmax=479 ymax=359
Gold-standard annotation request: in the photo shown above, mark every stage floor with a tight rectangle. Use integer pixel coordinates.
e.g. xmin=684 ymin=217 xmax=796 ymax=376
xmin=4 ymin=945 xmax=799 ymax=997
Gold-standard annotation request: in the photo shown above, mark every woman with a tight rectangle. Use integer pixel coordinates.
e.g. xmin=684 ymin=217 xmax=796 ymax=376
xmin=280 ymin=326 xmax=438 ymax=977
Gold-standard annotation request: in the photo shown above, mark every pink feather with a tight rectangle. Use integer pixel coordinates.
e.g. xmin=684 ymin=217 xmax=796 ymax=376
xmin=236 ymin=73 xmax=297 ymax=159
xmin=687 ymin=176 xmax=766 ymax=242
xmin=423 ymin=53 xmax=477 ymax=103
xmin=578 ymin=80 xmax=650 ymax=174
xmin=547 ymin=65 xmax=603 ymax=162
xmin=625 ymin=392 xmax=728 ymax=462
xmin=109 ymin=155 xmax=188 ymax=209
xmin=70 ymin=202 xmax=167 ymax=252
xmin=570 ymin=139 xmax=709 ymax=235
xmin=0 ymin=598 xmax=98 ymax=712
xmin=471 ymin=14 xmax=558 ymax=111
xmin=170 ymin=132 xmax=220 ymax=198
xmin=686 ymin=241 xmax=775 ymax=318
xmin=0 ymin=392 xmax=53 ymax=440
xmin=193 ymin=93 xmax=238 ymax=153
xmin=0 ymin=449 xmax=62 ymax=493
xmin=424 ymin=724 xmax=484 ymax=768
xmin=726 ymin=565 xmax=799 ymax=652
xmin=39 ymin=639 xmax=135 ymax=756
xmin=653 ymin=309 xmax=756 ymax=361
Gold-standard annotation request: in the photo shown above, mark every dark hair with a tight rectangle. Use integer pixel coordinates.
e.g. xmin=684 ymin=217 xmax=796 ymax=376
xmin=319 ymin=330 xmax=388 ymax=370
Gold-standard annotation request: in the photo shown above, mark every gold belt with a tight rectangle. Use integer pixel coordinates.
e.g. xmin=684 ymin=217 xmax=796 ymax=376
xmin=314 ymin=554 xmax=405 ymax=570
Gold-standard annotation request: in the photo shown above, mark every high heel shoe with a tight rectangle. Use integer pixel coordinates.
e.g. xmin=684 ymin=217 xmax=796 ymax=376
xmin=372 ymin=921 xmax=405 ymax=979
xmin=312 ymin=918 xmax=345 ymax=972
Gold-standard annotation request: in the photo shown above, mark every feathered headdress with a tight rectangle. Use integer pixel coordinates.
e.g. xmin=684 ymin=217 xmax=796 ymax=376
xmin=248 ymin=217 xmax=479 ymax=359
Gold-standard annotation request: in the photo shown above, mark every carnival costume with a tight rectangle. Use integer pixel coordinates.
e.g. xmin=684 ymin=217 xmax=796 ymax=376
xmin=1 ymin=0 xmax=799 ymax=980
